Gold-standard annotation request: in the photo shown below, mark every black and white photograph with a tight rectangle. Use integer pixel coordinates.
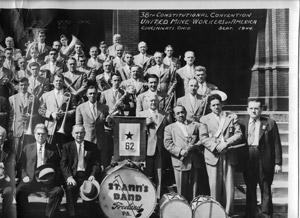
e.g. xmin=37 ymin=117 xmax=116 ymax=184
xmin=0 ymin=1 xmax=298 ymax=218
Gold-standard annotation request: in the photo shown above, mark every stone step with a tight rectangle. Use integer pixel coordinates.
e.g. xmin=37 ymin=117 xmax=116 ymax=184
xmin=277 ymin=122 xmax=289 ymax=131
xmin=282 ymin=142 xmax=289 ymax=154
xmin=280 ymin=131 xmax=288 ymax=143
xmin=282 ymin=153 xmax=289 ymax=166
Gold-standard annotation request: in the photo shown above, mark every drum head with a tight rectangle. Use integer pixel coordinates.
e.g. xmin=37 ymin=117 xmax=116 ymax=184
xmin=193 ymin=201 xmax=227 ymax=218
xmin=160 ymin=200 xmax=192 ymax=218
xmin=99 ymin=167 xmax=156 ymax=218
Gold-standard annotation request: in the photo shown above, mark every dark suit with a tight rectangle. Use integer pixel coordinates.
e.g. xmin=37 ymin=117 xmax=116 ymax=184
xmin=239 ymin=116 xmax=282 ymax=218
xmin=60 ymin=140 xmax=100 ymax=217
xmin=0 ymin=96 xmax=9 ymax=131
xmin=0 ymin=140 xmax=15 ymax=218
xmin=16 ymin=142 xmax=64 ymax=218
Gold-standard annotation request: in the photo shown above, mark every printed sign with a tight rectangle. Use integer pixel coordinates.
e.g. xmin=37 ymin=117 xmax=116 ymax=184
xmin=119 ymin=123 xmax=140 ymax=156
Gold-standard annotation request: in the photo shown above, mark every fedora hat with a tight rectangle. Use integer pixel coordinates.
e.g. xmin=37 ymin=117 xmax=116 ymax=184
xmin=0 ymin=167 xmax=10 ymax=190
xmin=35 ymin=163 xmax=56 ymax=184
xmin=79 ymin=180 xmax=100 ymax=201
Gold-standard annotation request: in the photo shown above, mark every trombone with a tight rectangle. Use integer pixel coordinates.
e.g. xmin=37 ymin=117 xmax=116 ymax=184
xmin=47 ymin=92 xmax=72 ymax=144
xmin=24 ymin=94 xmax=35 ymax=135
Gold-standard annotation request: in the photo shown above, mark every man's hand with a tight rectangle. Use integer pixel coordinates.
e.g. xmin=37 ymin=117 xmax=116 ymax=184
xmin=146 ymin=117 xmax=154 ymax=125
xmin=216 ymin=141 xmax=228 ymax=153
xmin=179 ymin=149 xmax=188 ymax=160
xmin=66 ymin=177 xmax=77 ymax=186
xmin=274 ymin=164 xmax=282 ymax=174
xmin=0 ymin=162 xmax=4 ymax=168
xmin=88 ymin=176 xmax=95 ymax=181
xmin=23 ymin=176 xmax=30 ymax=183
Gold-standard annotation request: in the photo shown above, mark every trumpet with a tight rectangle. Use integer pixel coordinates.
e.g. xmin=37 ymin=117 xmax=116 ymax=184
xmin=62 ymin=35 xmax=83 ymax=57
xmin=25 ymin=94 xmax=35 ymax=135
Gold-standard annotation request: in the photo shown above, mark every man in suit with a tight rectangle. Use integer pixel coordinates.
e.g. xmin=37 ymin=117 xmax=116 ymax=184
xmin=44 ymin=41 xmax=68 ymax=64
xmin=199 ymin=94 xmax=243 ymax=215
xmin=39 ymin=72 xmax=76 ymax=151
xmin=120 ymin=65 xmax=148 ymax=116
xmin=164 ymin=105 xmax=205 ymax=202
xmin=78 ymin=55 xmax=98 ymax=84
xmin=0 ymin=53 xmax=14 ymax=99
xmin=133 ymin=41 xmax=153 ymax=73
xmin=64 ymin=57 xmax=88 ymax=99
xmin=36 ymin=30 xmax=52 ymax=62
xmin=28 ymin=62 xmax=50 ymax=99
xmin=163 ymin=45 xmax=181 ymax=72
xmin=96 ymin=60 xmax=113 ymax=92
xmin=76 ymin=86 xmax=113 ymax=168
xmin=4 ymin=36 xmax=22 ymax=61
xmin=177 ymin=79 xmax=205 ymax=122
xmin=71 ymin=43 xmax=86 ymax=66
xmin=136 ymin=74 xmax=169 ymax=114
xmin=15 ymin=57 xmax=29 ymax=82
xmin=107 ymin=34 xmax=126 ymax=58
xmin=176 ymin=51 xmax=196 ymax=97
xmin=9 ymin=77 xmax=39 ymax=161
xmin=112 ymin=44 xmax=126 ymax=72
xmin=117 ymin=51 xmax=134 ymax=81
xmin=194 ymin=65 xmax=218 ymax=97
xmin=97 ymin=41 xmax=108 ymax=63
xmin=87 ymin=46 xmax=102 ymax=71
xmin=60 ymin=124 xmax=100 ymax=218
xmin=0 ymin=126 xmax=15 ymax=218
xmin=3 ymin=48 xmax=17 ymax=74
xmin=0 ymin=96 xmax=9 ymax=131
xmin=239 ymin=99 xmax=282 ymax=218
xmin=26 ymin=47 xmax=45 ymax=71
xmin=145 ymin=51 xmax=177 ymax=94
xmin=60 ymin=34 xmax=69 ymax=54
xmin=16 ymin=123 xmax=64 ymax=218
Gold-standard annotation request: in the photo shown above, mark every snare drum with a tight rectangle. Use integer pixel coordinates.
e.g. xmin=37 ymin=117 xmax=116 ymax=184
xmin=190 ymin=195 xmax=227 ymax=218
xmin=99 ymin=162 xmax=156 ymax=218
xmin=159 ymin=193 xmax=192 ymax=218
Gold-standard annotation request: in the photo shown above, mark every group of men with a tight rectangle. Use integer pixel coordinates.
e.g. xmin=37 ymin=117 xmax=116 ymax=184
xmin=0 ymin=31 xmax=282 ymax=218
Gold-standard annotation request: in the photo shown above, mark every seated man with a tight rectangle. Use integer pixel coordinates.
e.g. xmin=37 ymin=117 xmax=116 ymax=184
xmin=60 ymin=124 xmax=100 ymax=218
xmin=16 ymin=123 xmax=64 ymax=218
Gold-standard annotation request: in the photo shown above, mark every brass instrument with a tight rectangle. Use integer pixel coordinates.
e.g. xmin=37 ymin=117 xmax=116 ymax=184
xmin=108 ymin=91 xmax=128 ymax=117
xmin=163 ymin=82 xmax=177 ymax=112
xmin=0 ymin=44 xmax=4 ymax=53
xmin=25 ymin=40 xmax=38 ymax=59
xmin=142 ymin=56 xmax=155 ymax=76
xmin=64 ymin=77 xmax=78 ymax=95
xmin=57 ymin=92 xmax=72 ymax=134
xmin=25 ymin=94 xmax=35 ymax=135
xmin=62 ymin=35 xmax=83 ymax=57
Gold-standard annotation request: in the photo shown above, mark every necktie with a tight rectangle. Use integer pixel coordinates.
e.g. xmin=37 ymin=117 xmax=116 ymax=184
xmin=37 ymin=145 xmax=43 ymax=167
xmin=191 ymin=95 xmax=196 ymax=110
xmin=248 ymin=119 xmax=256 ymax=145
xmin=78 ymin=144 xmax=84 ymax=170
xmin=0 ymin=146 xmax=3 ymax=162
xmin=92 ymin=104 xmax=97 ymax=119
xmin=114 ymin=90 xmax=119 ymax=100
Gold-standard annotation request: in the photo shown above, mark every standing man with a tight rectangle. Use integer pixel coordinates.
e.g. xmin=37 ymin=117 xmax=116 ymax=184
xmin=16 ymin=123 xmax=64 ymax=218
xmin=164 ymin=105 xmax=205 ymax=202
xmin=87 ymin=46 xmax=102 ymax=71
xmin=133 ymin=41 xmax=153 ymax=73
xmin=36 ymin=30 xmax=52 ymax=62
xmin=60 ymin=124 xmax=100 ymax=218
xmin=60 ymin=34 xmax=69 ymax=54
xmin=28 ymin=62 xmax=49 ymax=99
xmin=145 ymin=51 xmax=177 ymax=94
xmin=176 ymin=51 xmax=196 ymax=97
xmin=3 ymin=48 xmax=17 ymax=74
xmin=71 ymin=43 xmax=85 ymax=65
xmin=199 ymin=94 xmax=243 ymax=215
xmin=0 ymin=96 xmax=9 ymax=131
xmin=0 ymin=53 xmax=14 ymax=99
xmin=137 ymin=93 xmax=170 ymax=199
xmin=76 ymin=86 xmax=113 ymax=168
xmin=96 ymin=60 xmax=113 ymax=92
xmin=0 ymin=126 xmax=15 ymax=218
xmin=163 ymin=45 xmax=181 ymax=71
xmin=112 ymin=44 xmax=126 ymax=72
xmin=240 ymin=99 xmax=282 ymax=218
xmin=117 ymin=51 xmax=135 ymax=81
xmin=194 ymin=66 xmax=218 ymax=97
xmin=107 ymin=34 xmax=123 ymax=58
xmin=97 ymin=41 xmax=108 ymax=63
xmin=77 ymin=55 xmax=97 ymax=83
xmin=177 ymin=79 xmax=205 ymax=122
xmin=44 ymin=41 xmax=67 ymax=64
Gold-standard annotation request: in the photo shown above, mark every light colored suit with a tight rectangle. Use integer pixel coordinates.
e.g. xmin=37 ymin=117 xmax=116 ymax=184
xmin=164 ymin=121 xmax=204 ymax=201
xmin=27 ymin=75 xmax=49 ymax=98
xmin=163 ymin=56 xmax=181 ymax=71
xmin=145 ymin=64 xmax=177 ymax=93
xmin=113 ymin=57 xmax=126 ymax=71
xmin=176 ymin=65 xmax=195 ymax=96
xmin=197 ymin=82 xmax=218 ymax=96
xmin=138 ymin=109 xmax=169 ymax=198
xmin=177 ymin=94 xmax=205 ymax=122
xmin=133 ymin=53 xmax=152 ymax=70
xmin=136 ymin=91 xmax=168 ymax=114
xmin=117 ymin=65 xmax=132 ymax=81
xmin=200 ymin=112 xmax=243 ymax=214
xmin=87 ymin=58 xmax=102 ymax=70
xmin=63 ymin=71 xmax=88 ymax=97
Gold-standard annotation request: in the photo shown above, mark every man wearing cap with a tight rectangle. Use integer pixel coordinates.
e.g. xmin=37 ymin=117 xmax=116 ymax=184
xmin=239 ymin=99 xmax=282 ymax=218
xmin=177 ymin=79 xmax=205 ymax=122
xmin=137 ymin=93 xmax=170 ymax=199
xmin=164 ymin=105 xmax=205 ymax=202
xmin=60 ymin=124 xmax=100 ymax=218
xmin=199 ymin=94 xmax=243 ymax=216
xmin=16 ymin=123 xmax=64 ymax=218
xmin=0 ymin=126 xmax=15 ymax=218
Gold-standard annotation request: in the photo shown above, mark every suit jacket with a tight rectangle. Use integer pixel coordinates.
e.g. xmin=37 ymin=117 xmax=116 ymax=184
xmin=20 ymin=142 xmax=60 ymax=183
xmin=239 ymin=116 xmax=282 ymax=173
xmin=117 ymin=65 xmax=132 ymax=81
xmin=96 ymin=73 xmax=112 ymax=92
xmin=87 ymin=58 xmax=103 ymax=70
xmin=40 ymin=62 xmax=65 ymax=78
xmin=113 ymin=57 xmax=126 ymax=71
xmin=164 ymin=121 xmax=203 ymax=171
xmin=176 ymin=65 xmax=195 ymax=97
xmin=133 ymin=53 xmax=152 ymax=70
xmin=163 ymin=56 xmax=181 ymax=71
xmin=3 ymin=59 xmax=17 ymax=73
xmin=0 ymin=67 xmax=13 ymax=99
xmin=138 ymin=109 xmax=169 ymax=156
xmin=37 ymin=44 xmax=52 ymax=62
xmin=0 ymin=140 xmax=14 ymax=186
xmin=99 ymin=88 xmax=130 ymax=116
xmin=27 ymin=75 xmax=50 ymax=98
xmin=177 ymin=94 xmax=205 ymax=122
xmin=197 ymin=82 xmax=218 ymax=96
xmin=136 ymin=91 xmax=168 ymax=114
xmin=200 ymin=112 xmax=243 ymax=166
xmin=39 ymin=89 xmax=76 ymax=136
xmin=145 ymin=64 xmax=177 ymax=93
xmin=9 ymin=92 xmax=39 ymax=137
xmin=60 ymin=140 xmax=100 ymax=180
xmin=0 ymin=96 xmax=9 ymax=130
xmin=63 ymin=71 xmax=88 ymax=96
xmin=76 ymin=101 xmax=109 ymax=151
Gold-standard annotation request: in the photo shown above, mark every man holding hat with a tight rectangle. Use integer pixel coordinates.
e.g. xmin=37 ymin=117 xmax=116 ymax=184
xmin=16 ymin=123 xmax=64 ymax=218
xmin=0 ymin=126 xmax=15 ymax=218
xmin=60 ymin=124 xmax=100 ymax=218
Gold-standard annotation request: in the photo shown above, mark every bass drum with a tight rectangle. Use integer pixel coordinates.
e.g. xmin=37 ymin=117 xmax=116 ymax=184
xmin=159 ymin=193 xmax=192 ymax=218
xmin=99 ymin=161 xmax=156 ymax=218
xmin=190 ymin=195 xmax=227 ymax=218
